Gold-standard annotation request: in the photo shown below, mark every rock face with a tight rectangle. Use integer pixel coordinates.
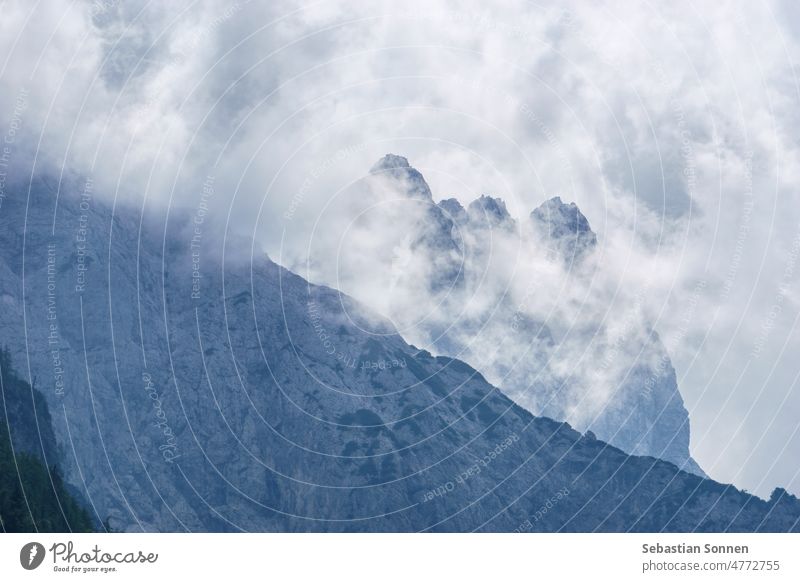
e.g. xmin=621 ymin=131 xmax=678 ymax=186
xmin=438 ymin=198 xmax=467 ymax=226
xmin=322 ymin=156 xmax=704 ymax=478
xmin=0 ymin=349 xmax=96 ymax=532
xmin=366 ymin=154 xmax=464 ymax=295
xmin=530 ymin=196 xmax=597 ymax=263
xmin=0 ymin=172 xmax=795 ymax=532
xmin=370 ymin=154 xmax=433 ymax=200
xmin=0 ymin=349 xmax=60 ymax=464
xmin=466 ymin=195 xmax=515 ymax=231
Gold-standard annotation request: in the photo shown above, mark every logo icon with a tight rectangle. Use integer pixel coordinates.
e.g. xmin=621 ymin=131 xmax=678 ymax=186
xmin=20 ymin=542 xmax=46 ymax=570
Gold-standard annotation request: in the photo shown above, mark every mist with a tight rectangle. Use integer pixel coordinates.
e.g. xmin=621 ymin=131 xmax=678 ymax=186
xmin=1 ymin=0 xmax=799 ymax=496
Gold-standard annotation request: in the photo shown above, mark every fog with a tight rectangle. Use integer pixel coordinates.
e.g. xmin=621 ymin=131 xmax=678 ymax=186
xmin=1 ymin=0 xmax=799 ymax=496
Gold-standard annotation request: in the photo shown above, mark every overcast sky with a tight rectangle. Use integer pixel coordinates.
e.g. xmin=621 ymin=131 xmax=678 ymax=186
xmin=2 ymin=0 xmax=800 ymax=498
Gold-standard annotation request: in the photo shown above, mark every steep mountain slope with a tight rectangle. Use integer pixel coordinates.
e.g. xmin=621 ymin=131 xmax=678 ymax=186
xmin=320 ymin=155 xmax=703 ymax=476
xmin=530 ymin=195 xmax=597 ymax=264
xmin=0 ymin=349 xmax=95 ymax=532
xmin=0 ymin=174 xmax=795 ymax=532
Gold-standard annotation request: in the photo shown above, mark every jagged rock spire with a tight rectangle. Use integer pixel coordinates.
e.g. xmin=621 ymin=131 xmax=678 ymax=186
xmin=530 ymin=196 xmax=597 ymax=261
xmin=369 ymin=154 xmax=433 ymax=200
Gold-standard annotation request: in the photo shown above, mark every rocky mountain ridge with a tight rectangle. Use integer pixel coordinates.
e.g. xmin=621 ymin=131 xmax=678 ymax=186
xmin=0 ymin=172 xmax=793 ymax=532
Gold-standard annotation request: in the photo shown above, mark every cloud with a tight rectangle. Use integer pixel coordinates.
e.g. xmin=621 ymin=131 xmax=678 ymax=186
xmin=2 ymin=0 xmax=800 ymax=496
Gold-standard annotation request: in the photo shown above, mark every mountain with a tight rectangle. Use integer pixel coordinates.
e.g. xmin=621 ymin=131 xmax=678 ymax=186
xmin=320 ymin=155 xmax=704 ymax=477
xmin=465 ymin=195 xmax=516 ymax=231
xmin=0 ymin=349 xmax=95 ymax=532
xmin=366 ymin=155 xmax=464 ymax=296
xmin=0 ymin=172 xmax=795 ymax=532
xmin=530 ymin=195 xmax=597 ymax=264
xmin=370 ymin=154 xmax=434 ymax=200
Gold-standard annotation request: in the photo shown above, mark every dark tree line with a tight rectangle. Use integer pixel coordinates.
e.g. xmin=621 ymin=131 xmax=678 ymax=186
xmin=0 ymin=348 xmax=94 ymax=532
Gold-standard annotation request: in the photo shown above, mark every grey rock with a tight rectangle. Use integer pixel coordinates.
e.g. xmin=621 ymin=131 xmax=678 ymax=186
xmin=530 ymin=196 xmax=597 ymax=263
xmin=0 ymin=173 xmax=789 ymax=533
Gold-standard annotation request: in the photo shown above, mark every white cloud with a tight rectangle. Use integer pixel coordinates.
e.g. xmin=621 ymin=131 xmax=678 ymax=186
xmin=2 ymin=0 xmax=800 ymax=497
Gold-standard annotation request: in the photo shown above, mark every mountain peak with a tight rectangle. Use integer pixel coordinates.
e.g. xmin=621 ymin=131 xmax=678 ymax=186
xmin=369 ymin=154 xmax=432 ymax=200
xmin=467 ymin=195 xmax=514 ymax=229
xmin=438 ymin=198 xmax=467 ymax=224
xmin=370 ymin=153 xmax=410 ymax=171
xmin=530 ymin=196 xmax=596 ymax=261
